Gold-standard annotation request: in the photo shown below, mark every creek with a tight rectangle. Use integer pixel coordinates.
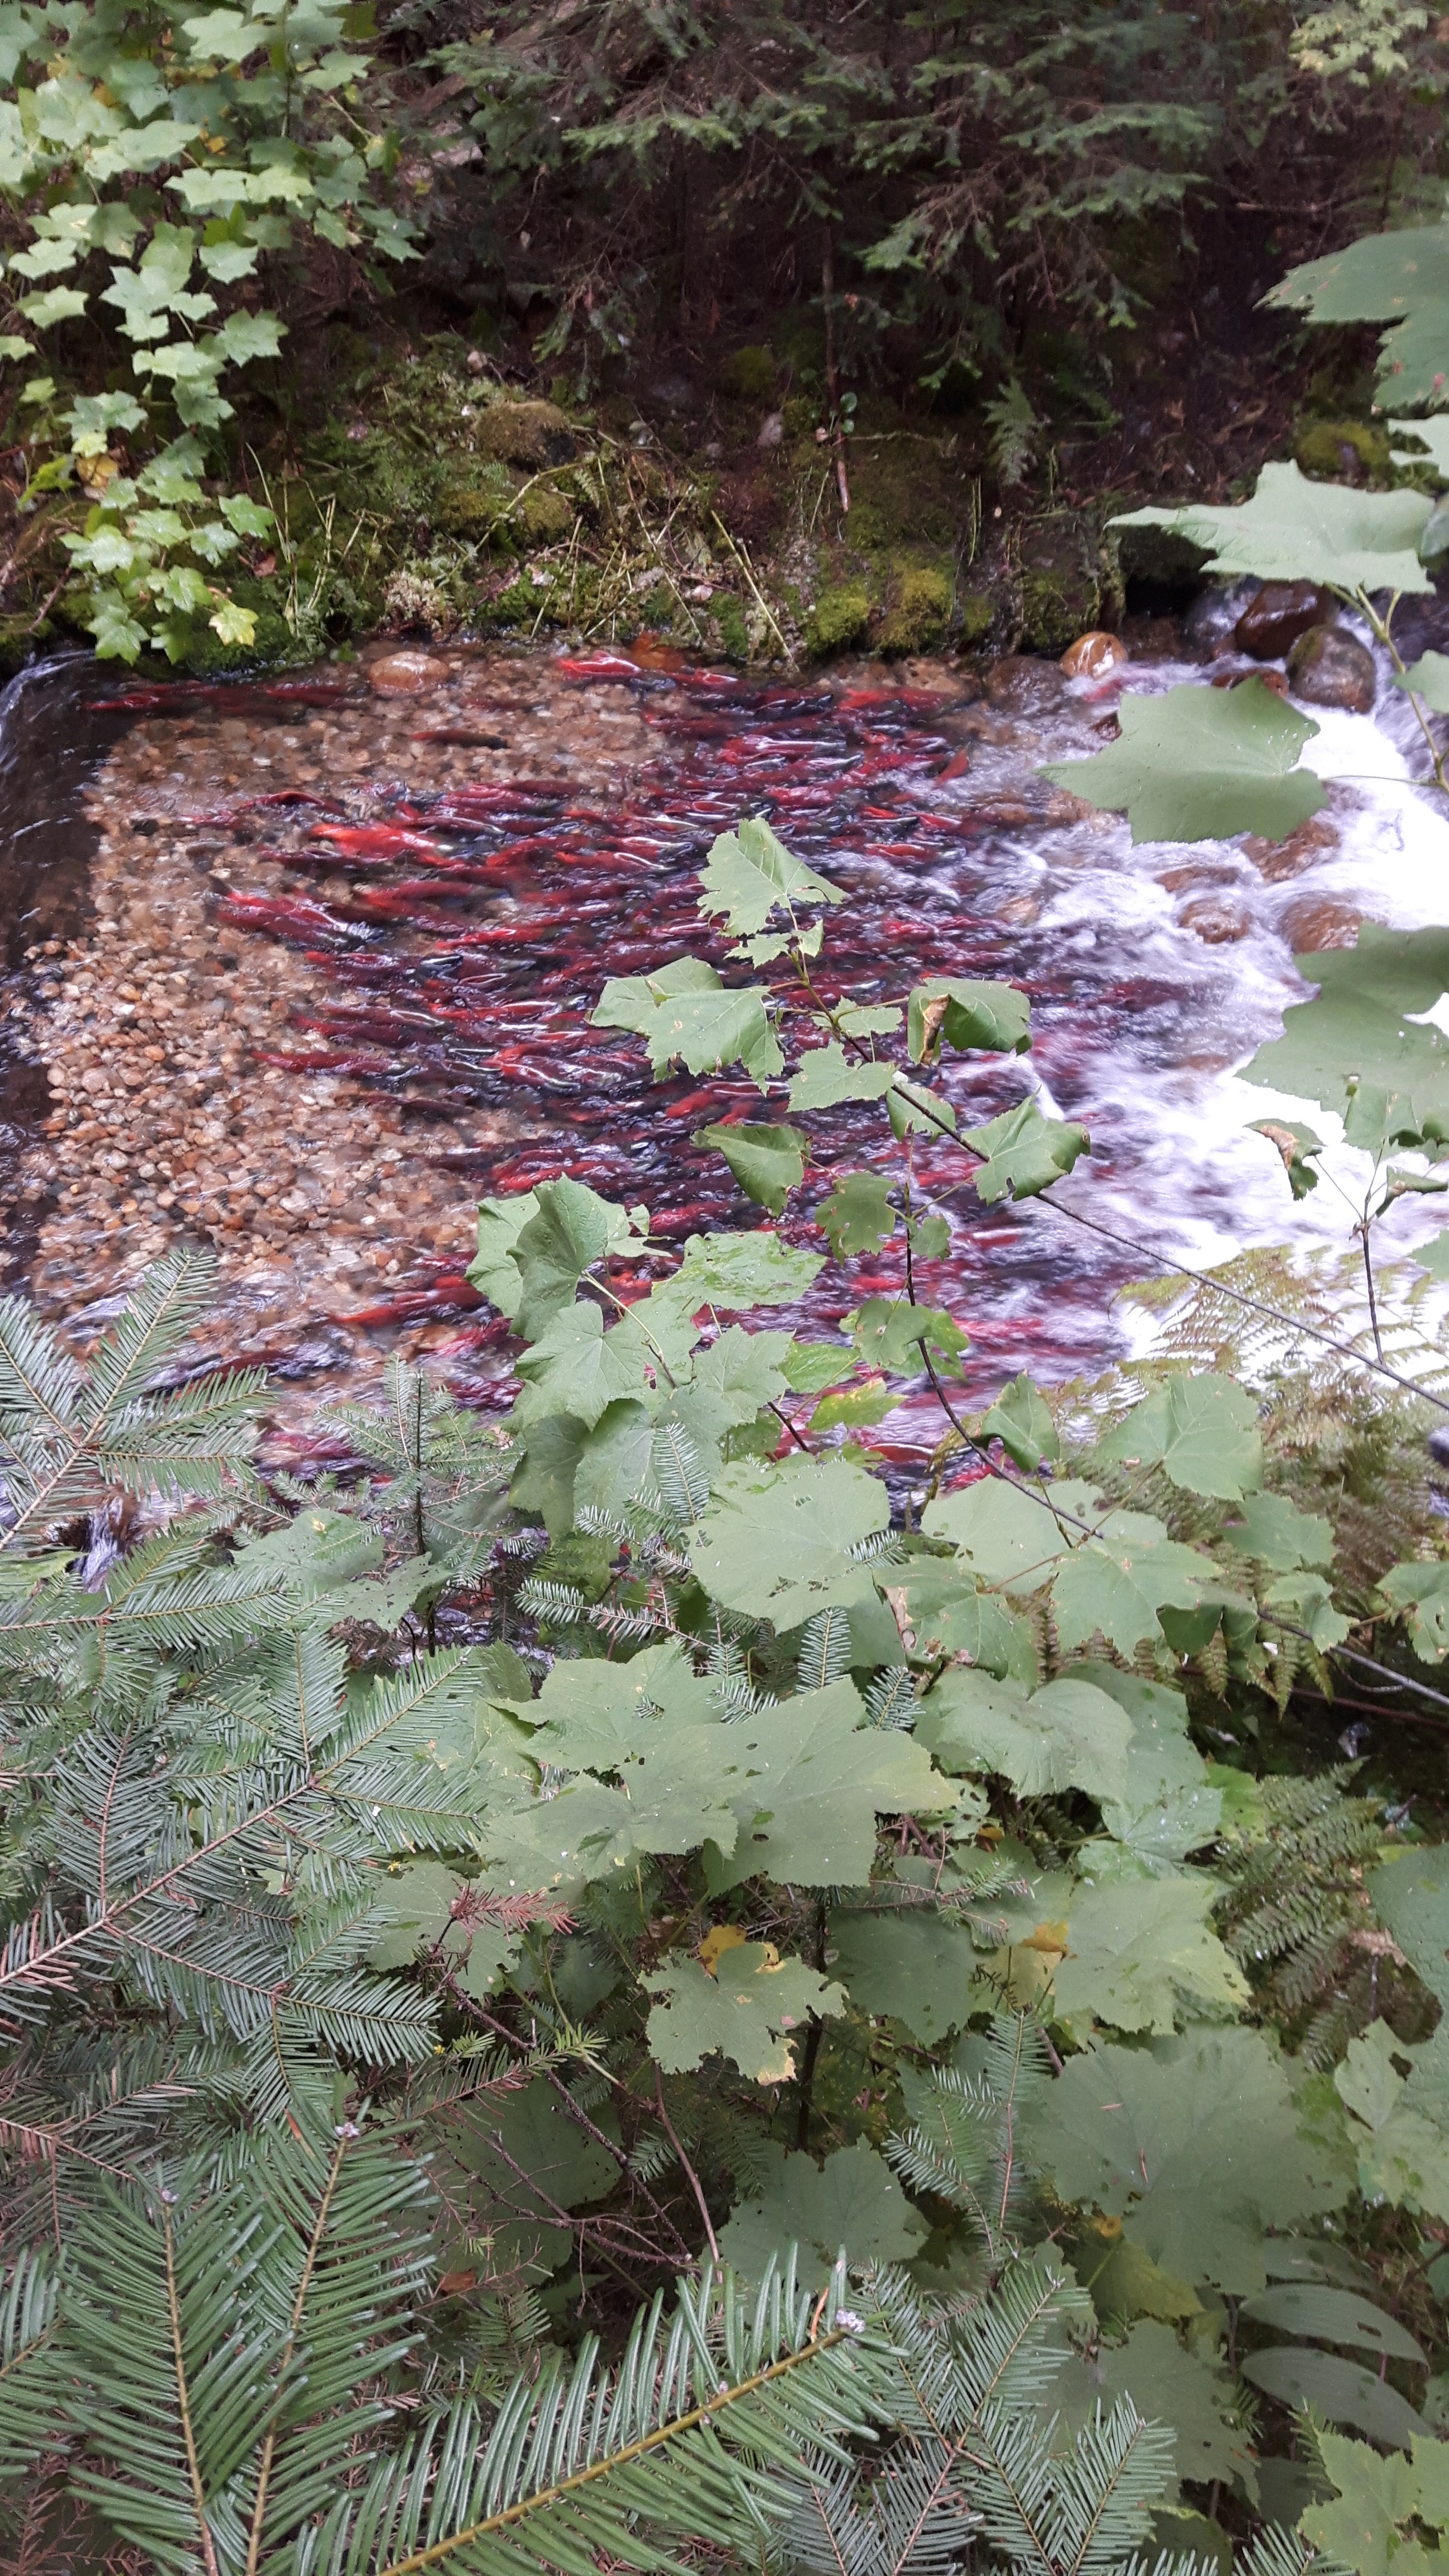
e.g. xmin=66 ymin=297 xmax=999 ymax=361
xmin=2 ymin=613 xmax=1448 ymax=1483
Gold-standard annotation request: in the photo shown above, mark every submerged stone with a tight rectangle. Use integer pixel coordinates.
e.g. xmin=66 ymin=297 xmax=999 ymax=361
xmin=368 ymin=651 xmax=451 ymax=695
xmin=1060 ymin=629 xmax=1126 ymax=679
xmin=1286 ymin=624 xmax=1376 ymax=713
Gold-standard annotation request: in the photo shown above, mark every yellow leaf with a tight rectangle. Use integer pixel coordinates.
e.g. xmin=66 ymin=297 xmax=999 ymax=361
xmin=697 ymin=1922 xmax=750 ymax=1976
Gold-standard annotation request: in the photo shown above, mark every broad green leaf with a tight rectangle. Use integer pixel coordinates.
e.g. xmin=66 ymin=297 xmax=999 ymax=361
xmin=1413 ymin=1231 xmax=1449 ymax=1280
xmin=1077 ymin=1667 xmax=1222 ymax=1865
xmin=847 ymin=1295 xmax=968 ymax=1379
xmin=690 ymin=1453 xmax=888 ymax=1632
xmin=788 ymin=1043 xmax=898 ymax=1112
xmin=915 ymin=1668 xmax=1133 ymax=1803
xmin=1096 ymin=1372 xmax=1262 ymax=1502
xmin=907 ymin=978 xmax=1031 ymax=1063
xmin=1361 ymin=1854 xmax=1443 ymax=2009
xmin=512 ymin=1304 xmax=650 ymax=1428
xmin=695 ymin=814 xmax=844 ymax=937
xmin=18 ymin=285 xmax=88 ymax=325
xmin=1390 ymin=416 xmax=1449 ymax=478
xmin=1029 ymin=2028 xmax=1352 ymax=2291
xmin=1041 ymin=679 xmax=1324 ymax=846
xmin=1226 ymin=1491 xmax=1334 ymax=1572
xmin=982 ymin=1372 xmax=1061 ymax=1472
xmin=717 ymin=2138 xmax=929 ymax=2289
xmin=1050 ymin=1517 xmax=1218 ymax=1657
xmin=922 ymin=1476 xmax=1101 ymax=1593
xmin=480 ymin=1751 xmax=739 ymax=1891
xmin=809 ymin=1376 xmax=901 ymax=1433
xmin=370 ymin=1861 xmax=519 ymax=1997
xmin=816 ymin=1169 xmax=897 ymax=1256
xmin=573 ymin=1399 xmax=656 ymax=1517
xmin=209 ymin=599 xmax=256 ymax=648
xmin=827 ymin=1907 xmax=982 ymax=2045
xmin=678 ymin=1325 xmax=793 ymax=1440
xmin=1379 ymin=1560 xmax=1449 ymax=1661
xmin=593 ymin=956 xmax=783 ymax=1087
xmin=1262 ymin=1570 xmax=1352 ymax=1651
xmin=211 ymin=308 xmax=285 ymax=364
xmin=468 ymin=1190 xmax=539 ymax=1320
xmin=836 ymin=1001 xmax=902 ymax=1037
xmin=877 ymin=1562 xmax=1040 ymax=1682
xmin=1266 ymin=224 xmax=1449 ymax=410
xmin=782 ymin=1342 xmax=854 ymax=1395
xmin=694 ymin=1121 xmax=806 ymax=1214
xmin=703 ymin=1677 xmax=953 ymax=1892
xmin=1395 ymin=652 xmax=1449 ymax=712
xmin=1049 ymin=1872 xmax=1248 ymax=2042
xmin=888 ymin=1074 xmax=958 ymax=1140
xmin=1240 ymin=2284 xmax=1425 ymax=2365
xmin=1241 ymin=2347 xmax=1426 ymax=2450
xmin=1335 ymin=2021 xmax=1449 ymax=2221
xmin=510 ymin=1177 xmax=642 ymax=1341
xmin=499 ymin=1642 xmax=719 ymax=1759
xmin=965 ymin=1098 xmax=1091 ymax=1201
xmin=510 ymin=1413 xmax=589 ymax=1538
xmin=643 ymin=1944 xmax=845 ymax=2083
xmin=1052 ymin=2321 xmax=1257 ymax=2498
xmin=1112 ymin=462 xmax=1434 ymax=590
xmin=1243 ymin=925 xmax=1449 ymax=1143
xmin=650 ymin=1229 xmax=824 ymax=1321
xmin=455 ymin=2076 xmax=618 ymax=2276
xmin=1249 ymin=1114 xmax=1325 ymax=1200
xmin=1302 ymin=2432 xmax=1442 ymax=2576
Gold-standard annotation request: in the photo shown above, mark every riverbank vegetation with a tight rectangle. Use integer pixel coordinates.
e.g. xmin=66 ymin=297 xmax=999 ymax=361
xmin=3 ymin=0 xmax=1449 ymax=671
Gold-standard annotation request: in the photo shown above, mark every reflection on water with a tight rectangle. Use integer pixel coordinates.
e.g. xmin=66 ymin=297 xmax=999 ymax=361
xmin=3 ymin=620 xmax=1448 ymax=1468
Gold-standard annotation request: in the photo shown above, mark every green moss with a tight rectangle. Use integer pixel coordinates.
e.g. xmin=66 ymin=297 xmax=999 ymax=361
xmin=517 ymin=484 xmax=576 ymax=544
xmin=956 ymin=590 xmax=994 ymax=647
xmin=476 ymin=399 xmax=576 ymax=470
xmin=879 ymin=562 xmax=952 ymax=655
xmin=807 ymin=582 xmax=872 ymax=655
xmin=719 ymin=344 xmax=777 ymax=401
xmin=711 ymin=593 xmax=751 ymax=662
xmin=490 ymin=574 xmax=538 ymax=628
xmin=1294 ymin=416 xmax=1392 ymax=484
xmin=782 ymin=394 xmax=816 ymax=438
xmin=1017 ymin=519 xmax=1099 ymax=653
xmin=435 ymin=462 xmax=517 ymax=541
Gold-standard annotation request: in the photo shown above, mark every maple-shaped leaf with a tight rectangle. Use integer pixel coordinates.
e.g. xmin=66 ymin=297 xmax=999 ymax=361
xmin=512 ymin=1303 xmax=651 ymax=1428
xmin=1112 ymin=462 xmax=1433 ymax=590
xmin=1396 ymin=651 xmax=1449 ymax=712
xmin=703 ymin=1677 xmax=953 ymax=1892
xmin=981 ymin=1372 xmax=1061 ymax=1472
xmin=1050 ymin=1514 xmax=1216 ymax=1656
xmin=1041 ymin=679 xmax=1324 ymax=846
xmin=1049 ymin=1871 xmax=1249 ymax=2042
xmin=646 ymin=1229 xmax=824 ymax=1326
xmin=592 ymin=955 xmax=783 ymax=1087
xmin=690 ymin=1452 xmax=889 ymax=1631
xmin=878 ymin=1562 xmax=1039 ymax=1683
xmin=816 ymin=1169 xmax=897 ymax=1256
xmin=827 ymin=1906 xmax=982 ymax=2046
xmin=1076 ymin=1665 xmax=1222 ymax=1865
xmin=923 ymin=1475 xmax=1103 ymax=1593
xmin=964 ymin=1098 xmax=1090 ymax=1201
xmin=496 ymin=1640 xmax=720 ymax=1759
xmin=1367 ymin=1846 xmax=1449 ymax=2010
xmin=1301 ymin=2428 xmax=1449 ymax=2576
xmin=1225 ymin=1491 xmax=1334 ymax=1573
xmin=847 ymin=1295 xmax=968 ymax=1378
xmin=1052 ymin=2320 xmax=1258 ymax=2500
xmin=509 ymin=1177 xmax=643 ymax=1341
xmin=643 ymin=1944 xmax=846 ymax=2083
xmin=1266 ymin=224 xmax=1449 ymax=410
xmin=694 ymin=1120 xmax=806 ymax=1214
xmin=1027 ymin=2028 xmax=1351 ymax=2291
xmin=788 ymin=1043 xmax=898 ymax=1112
xmin=695 ymin=814 xmax=844 ymax=937
xmin=1379 ymin=1560 xmax=1449 ymax=1661
xmin=452 ymin=2076 xmax=619 ymax=2277
xmin=915 ymin=1668 xmax=1133 ymax=1804
xmin=1243 ymin=924 xmax=1449 ymax=1146
xmin=1095 ymin=1371 xmax=1262 ymax=1502
xmin=717 ymin=2137 xmax=929 ymax=2289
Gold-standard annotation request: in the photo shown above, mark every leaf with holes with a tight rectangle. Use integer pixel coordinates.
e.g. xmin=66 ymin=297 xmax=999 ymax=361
xmin=1240 ymin=2283 xmax=1425 ymax=2365
xmin=690 ymin=1453 xmax=889 ymax=1631
xmin=878 ymin=1562 xmax=1040 ymax=1682
xmin=703 ymin=1678 xmax=955 ymax=1893
xmin=643 ymin=1945 xmax=846 ymax=2083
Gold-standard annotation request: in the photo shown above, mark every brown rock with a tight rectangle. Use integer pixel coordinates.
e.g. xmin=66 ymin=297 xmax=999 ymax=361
xmin=1242 ymin=816 xmax=1339 ymax=881
xmin=1211 ymin=664 xmax=1291 ymax=697
xmin=1280 ymin=896 xmax=1379 ymax=953
xmin=1179 ymin=896 xmax=1252 ymax=943
xmin=1060 ymin=629 xmax=1127 ymax=680
xmin=369 ymin=651 xmax=451 ymax=697
xmin=1286 ymin=624 xmax=1376 ymax=713
xmin=1234 ymin=581 xmax=1336 ymax=660
xmin=1157 ymin=861 xmax=1239 ymax=894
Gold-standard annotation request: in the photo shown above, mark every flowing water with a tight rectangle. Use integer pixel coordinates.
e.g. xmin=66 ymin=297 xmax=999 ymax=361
xmin=3 ymin=612 xmax=1448 ymax=1476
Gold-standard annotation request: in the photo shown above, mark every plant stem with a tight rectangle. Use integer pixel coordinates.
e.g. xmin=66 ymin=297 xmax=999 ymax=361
xmin=655 ymin=2069 xmax=719 ymax=2261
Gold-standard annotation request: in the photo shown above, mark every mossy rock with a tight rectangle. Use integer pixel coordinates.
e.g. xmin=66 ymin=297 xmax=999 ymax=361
xmin=175 ymin=588 xmax=297 ymax=676
xmin=489 ymin=574 xmax=540 ymax=628
xmin=719 ymin=345 xmax=777 ymax=401
xmin=808 ymin=583 xmax=872 ymax=655
xmin=435 ymin=463 xmax=517 ymax=540
xmin=711 ymin=593 xmax=751 ymax=662
xmin=517 ymin=485 xmax=576 ymax=544
xmin=956 ymin=591 xmax=995 ymax=648
xmin=879 ymin=563 xmax=953 ymax=655
xmin=476 ymin=400 xmax=576 ymax=470
xmin=1295 ymin=416 xmax=1392 ymax=484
